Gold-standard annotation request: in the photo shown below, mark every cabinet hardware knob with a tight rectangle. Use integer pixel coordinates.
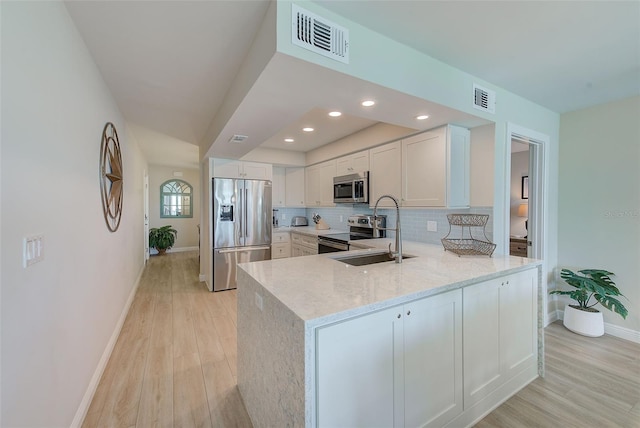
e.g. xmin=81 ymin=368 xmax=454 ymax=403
xmin=407 ymin=310 xmax=411 ymax=316
xmin=397 ymin=314 xmax=401 ymax=319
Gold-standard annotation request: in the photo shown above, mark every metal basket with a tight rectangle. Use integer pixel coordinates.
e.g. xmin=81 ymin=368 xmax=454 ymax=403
xmin=441 ymin=214 xmax=496 ymax=257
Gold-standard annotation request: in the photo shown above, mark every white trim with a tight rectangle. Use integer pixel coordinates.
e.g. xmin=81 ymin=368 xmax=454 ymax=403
xmin=199 ymin=274 xmax=206 ymax=282
xmin=557 ymin=309 xmax=640 ymax=344
xmin=71 ymin=264 xmax=145 ymax=428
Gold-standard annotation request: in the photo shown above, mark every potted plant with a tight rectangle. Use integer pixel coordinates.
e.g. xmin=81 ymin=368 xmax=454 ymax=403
xmin=550 ymin=269 xmax=628 ymax=337
xmin=149 ymin=225 xmax=178 ymax=255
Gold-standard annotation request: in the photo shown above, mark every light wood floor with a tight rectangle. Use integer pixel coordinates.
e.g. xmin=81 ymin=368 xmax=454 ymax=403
xmin=84 ymin=252 xmax=640 ymax=427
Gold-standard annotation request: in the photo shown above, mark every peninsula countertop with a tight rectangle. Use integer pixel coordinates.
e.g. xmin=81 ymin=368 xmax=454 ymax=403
xmin=239 ymin=240 xmax=541 ymax=326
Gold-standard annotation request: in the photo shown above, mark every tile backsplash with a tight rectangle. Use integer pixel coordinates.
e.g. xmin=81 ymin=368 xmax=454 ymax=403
xmin=275 ymin=205 xmax=494 ymax=245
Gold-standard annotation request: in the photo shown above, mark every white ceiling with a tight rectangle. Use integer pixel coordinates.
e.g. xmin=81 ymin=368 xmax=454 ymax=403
xmin=65 ymin=1 xmax=640 ymax=168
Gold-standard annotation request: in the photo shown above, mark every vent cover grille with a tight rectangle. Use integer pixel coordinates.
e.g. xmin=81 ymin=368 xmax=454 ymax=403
xmin=228 ymin=134 xmax=248 ymax=144
xmin=473 ymin=84 xmax=496 ymax=114
xmin=292 ymin=5 xmax=349 ymax=64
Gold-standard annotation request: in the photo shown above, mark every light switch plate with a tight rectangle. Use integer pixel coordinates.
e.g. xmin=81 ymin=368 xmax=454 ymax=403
xmin=427 ymin=221 xmax=437 ymax=232
xmin=23 ymin=235 xmax=44 ymax=267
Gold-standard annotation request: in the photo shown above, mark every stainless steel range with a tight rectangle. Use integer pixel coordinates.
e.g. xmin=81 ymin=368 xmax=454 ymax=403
xmin=317 ymin=215 xmax=386 ymax=253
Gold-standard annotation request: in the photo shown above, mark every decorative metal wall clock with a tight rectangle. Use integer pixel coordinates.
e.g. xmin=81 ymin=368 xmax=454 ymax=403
xmin=100 ymin=122 xmax=123 ymax=232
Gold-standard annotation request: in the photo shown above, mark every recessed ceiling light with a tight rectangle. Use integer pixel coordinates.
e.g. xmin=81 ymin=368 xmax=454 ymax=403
xmin=328 ymin=111 xmax=342 ymax=117
xmin=302 ymin=127 xmax=314 ymax=132
xmin=284 ymin=138 xmax=294 ymax=143
xmin=361 ymin=100 xmax=375 ymax=107
xmin=416 ymin=115 xmax=429 ymax=120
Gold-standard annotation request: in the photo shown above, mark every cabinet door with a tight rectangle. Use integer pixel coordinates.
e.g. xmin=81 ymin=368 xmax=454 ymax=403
xmin=500 ymin=269 xmax=537 ymax=378
xmin=272 ymin=167 xmax=286 ymax=207
xmin=369 ymin=141 xmax=402 ymax=208
xmin=318 ymin=160 xmax=336 ymax=206
xmin=404 ymin=289 xmax=463 ymax=428
xmin=402 ymin=129 xmax=447 ymax=207
xmin=463 ymin=278 xmax=502 ymax=407
xmin=336 ymin=151 xmax=370 ymax=175
xmin=285 ymin=167 xmax=305 ymax=207
xmin=212 ymin=158 xmax=243 ymax=179
xmin=305 ymin=165 xmax=321 ymax=206
xmin=316 ymin=307 xmax=400 ymax=428
xmin=242 ymin=161 xmax=272 ymax=180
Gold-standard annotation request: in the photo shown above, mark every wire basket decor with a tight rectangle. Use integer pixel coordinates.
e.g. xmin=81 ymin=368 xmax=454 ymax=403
xmin=441 ymin=214 xmax=496 ymax=257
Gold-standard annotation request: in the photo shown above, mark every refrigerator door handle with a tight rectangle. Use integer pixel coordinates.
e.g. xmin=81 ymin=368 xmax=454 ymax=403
xmin=218 ymin=246 xmax=271 ymax=254
xmin=244 ymin=188 xmax=249 ymax=239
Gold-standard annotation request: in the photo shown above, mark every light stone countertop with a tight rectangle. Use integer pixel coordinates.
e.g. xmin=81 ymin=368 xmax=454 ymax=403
xmin=239 ymin=239 xmax=541 ymax=327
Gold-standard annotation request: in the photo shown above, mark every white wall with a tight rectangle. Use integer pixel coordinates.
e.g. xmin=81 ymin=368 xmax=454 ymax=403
xmin=558 ymin=96 xmax=640 ymax=335
xmin=1 ymin=2 xmax=147 ymax=426
xmin=148 ymin=165 xmax=200 ymax=249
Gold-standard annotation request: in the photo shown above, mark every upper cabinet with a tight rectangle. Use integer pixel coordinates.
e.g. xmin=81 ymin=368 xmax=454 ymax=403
xmin=336 ymin=151 xmax=370 ymax=176
xmin=369 ymin=141 xmax=402 ymax=208
xmin=272 ymin=167 xmax=286 ymax=208
xmin=212 ymin=158 xmax=273 ymax=180
xmin=401 ymin=125 xmax=470 ymax=208
xmin=305 ymin=160 xmax=336 ymax=207
xmin=273 ymin=166 xmax=306 ymax=208
xmin=285 ymin=167 xmax=306 ymax=207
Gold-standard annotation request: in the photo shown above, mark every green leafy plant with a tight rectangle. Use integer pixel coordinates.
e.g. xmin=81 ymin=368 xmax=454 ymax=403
xmin=550 ymin=269 xmax=628 ymax=319
xmin=149 ymin=225 xmax=178 ymax=253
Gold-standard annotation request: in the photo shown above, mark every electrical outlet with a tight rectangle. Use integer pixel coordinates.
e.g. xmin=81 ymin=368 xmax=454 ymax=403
xmin=427 ymin=221 xmax=437 ymax=232
xmin=255 ymin=292 xmax=263 ymax=311
xmin=281 ymin=213 xmax=286 ymax=220
xmin=339 ymin=215 xmax=343 ymax=222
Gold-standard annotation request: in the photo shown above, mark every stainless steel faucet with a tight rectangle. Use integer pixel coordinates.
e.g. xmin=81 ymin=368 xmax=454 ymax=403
xmin=373 ymin=194 xmax=402 ymax=263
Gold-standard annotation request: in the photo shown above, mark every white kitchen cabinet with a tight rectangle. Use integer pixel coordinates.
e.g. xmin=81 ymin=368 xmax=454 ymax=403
xmin=462 ymin=268 xmax=537 ymax=408
xmin=305 ymin=160 xmax=336 ymax=207
xmin=290 ymin=232 xmax=318 ymax=257
xmin=212 ymin=158 xmax=272 ymax=180
xmin=401 ymin=125 xmax=470 ymax=207
xmin=271 ymin=231 xmax=291 ymax=259
xmin=336 ymin=150 xmax=370 ymax=176
xmin=369 ymin=141 xmax=402 ymax=208
xmin=272 ymin=167 xmax=286 ymax=207
xmin=316 ymin=289 xmax=463 ymax=428
xmin=285 ymin=167 xmax=306 ymax=207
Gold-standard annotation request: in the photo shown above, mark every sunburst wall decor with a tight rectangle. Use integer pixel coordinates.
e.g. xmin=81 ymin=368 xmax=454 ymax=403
xmin=99 ymin=122 xmax=123 ymax=232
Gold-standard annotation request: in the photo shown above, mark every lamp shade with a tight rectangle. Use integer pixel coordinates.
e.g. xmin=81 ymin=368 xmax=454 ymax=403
xmin=518 ymin=203 xmax=529 ymax=218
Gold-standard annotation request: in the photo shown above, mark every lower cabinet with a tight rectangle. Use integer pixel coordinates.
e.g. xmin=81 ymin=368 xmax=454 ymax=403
xmin=463 ymin=268 xmax=537 ymax=408
xmin=315 ymin=267 xmax=538 ymax=428
xmin=316 ymin=289 xmax=463 ymax=428
xmin=290 ymin=232 xmax=318 ymax=257
xmin=271 ymin=231 xmax=290 ymax=259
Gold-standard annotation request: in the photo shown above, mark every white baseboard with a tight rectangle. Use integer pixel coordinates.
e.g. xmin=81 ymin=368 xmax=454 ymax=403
xmin=557 ymin=308 xmax=640 ymax=344
xmin=70 ymin=264 xmax=145 ymax=427
xmin=149 ymin=246 xmax=198 ymax=255
xmin=199 ymin=274 xmax=206 ymax=282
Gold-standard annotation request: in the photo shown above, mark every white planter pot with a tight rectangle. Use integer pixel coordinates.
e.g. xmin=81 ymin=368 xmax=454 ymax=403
xmin=563 ymin=304 xmax=604 ymax=337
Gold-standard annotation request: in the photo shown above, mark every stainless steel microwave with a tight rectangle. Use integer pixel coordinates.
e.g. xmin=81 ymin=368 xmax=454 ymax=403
xmin=333 ymin=171 xmax=369 ymax=203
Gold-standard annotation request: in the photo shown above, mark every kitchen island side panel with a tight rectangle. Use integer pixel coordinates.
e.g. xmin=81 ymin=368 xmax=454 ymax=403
xmin=237 ymin=268 xmax=306 ymax=427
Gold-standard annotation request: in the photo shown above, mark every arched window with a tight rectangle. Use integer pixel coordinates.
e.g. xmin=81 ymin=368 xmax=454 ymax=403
xmin=160 ymin=179 xmax=193 ymax=218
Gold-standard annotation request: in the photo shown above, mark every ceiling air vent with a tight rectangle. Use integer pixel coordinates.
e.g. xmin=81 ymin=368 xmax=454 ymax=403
xmin=292 ymin=4 xmax=349 ymax=64
xmin=473 ymin=84 xmax=496 ymax=114
xmin=228 ymin=134 xmax=248 ymax=144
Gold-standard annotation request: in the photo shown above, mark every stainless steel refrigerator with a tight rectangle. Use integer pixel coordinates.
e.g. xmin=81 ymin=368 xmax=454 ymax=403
xmin=211 ymin=178 xmax=272 ymax=292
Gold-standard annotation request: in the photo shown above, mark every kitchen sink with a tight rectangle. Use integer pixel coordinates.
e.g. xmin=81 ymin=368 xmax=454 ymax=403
xmin=333 ymin=251 xmax=415 ymax=266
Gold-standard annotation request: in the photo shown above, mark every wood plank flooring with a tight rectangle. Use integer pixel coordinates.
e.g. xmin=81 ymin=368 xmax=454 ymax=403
xmin=83 ymin=252 xmax=640 ymax=427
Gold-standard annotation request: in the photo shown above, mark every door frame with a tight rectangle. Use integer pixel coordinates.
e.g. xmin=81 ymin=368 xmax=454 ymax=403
xmin=504 ymin=122 xmax=550 ymax=325
xmin=144 ymin=170 xmax=150 ymax=262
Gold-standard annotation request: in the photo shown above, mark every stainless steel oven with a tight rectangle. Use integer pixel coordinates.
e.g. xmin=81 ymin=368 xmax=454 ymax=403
xmin=317 ymin=215 xmax=386 ymax=254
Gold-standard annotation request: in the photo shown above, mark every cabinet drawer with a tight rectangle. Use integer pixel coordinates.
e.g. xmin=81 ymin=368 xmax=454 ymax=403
xmin=291 ymin=232 xmax=317 ymax=249
xmin=273 ymin=232 xmax=290 ymax=243
xmin=272 ymin=243 xmax=291 ymax=259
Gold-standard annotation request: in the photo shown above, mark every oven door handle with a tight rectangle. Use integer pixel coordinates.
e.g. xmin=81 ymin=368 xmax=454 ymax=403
xmin=318 ymin=238 xmax=349 ymax=252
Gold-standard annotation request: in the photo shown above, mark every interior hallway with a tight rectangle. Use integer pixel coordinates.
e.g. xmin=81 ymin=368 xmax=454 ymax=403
xmin=83 ymin=252 xmax=640 ymax=427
